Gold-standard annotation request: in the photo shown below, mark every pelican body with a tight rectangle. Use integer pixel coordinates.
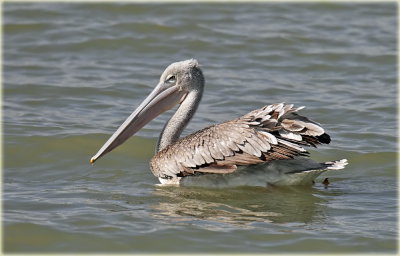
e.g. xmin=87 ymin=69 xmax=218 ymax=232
xmin=90 ymin=59 xmax=347 ymax=187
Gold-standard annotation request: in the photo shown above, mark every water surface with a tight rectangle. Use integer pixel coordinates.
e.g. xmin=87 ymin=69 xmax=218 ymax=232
xmin=3 ymin=2 xmax=398 ymax=253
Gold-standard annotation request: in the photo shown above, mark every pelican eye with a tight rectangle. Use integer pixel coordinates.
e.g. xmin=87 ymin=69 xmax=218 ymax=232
xmin=166 ymin=75 xmax=176 ymax=83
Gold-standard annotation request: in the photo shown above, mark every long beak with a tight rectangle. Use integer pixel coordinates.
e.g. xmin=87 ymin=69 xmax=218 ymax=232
xmin=90 ymin=83 xmax=187 ymax=164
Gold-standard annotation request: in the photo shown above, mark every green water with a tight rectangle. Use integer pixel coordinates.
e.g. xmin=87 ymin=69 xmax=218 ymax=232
xmin=3 ymin=2 xmax=398 ymax=253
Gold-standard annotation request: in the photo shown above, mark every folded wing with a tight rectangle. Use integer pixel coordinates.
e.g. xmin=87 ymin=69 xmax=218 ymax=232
xmin=151 ymin=103 xmax=331 ymax=179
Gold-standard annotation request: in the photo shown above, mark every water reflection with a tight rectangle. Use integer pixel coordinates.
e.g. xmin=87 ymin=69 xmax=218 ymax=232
xmin=150 ymin=185 xmax=340 ymax=230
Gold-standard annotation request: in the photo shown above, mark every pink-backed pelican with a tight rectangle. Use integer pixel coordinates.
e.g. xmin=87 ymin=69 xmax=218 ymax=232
xmin=90 ymin=59 xmax=347 ymax=187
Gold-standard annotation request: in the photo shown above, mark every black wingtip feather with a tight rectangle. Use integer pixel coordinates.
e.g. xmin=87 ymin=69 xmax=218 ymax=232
xmin=317 ymin=133 xmax=331 ymax=144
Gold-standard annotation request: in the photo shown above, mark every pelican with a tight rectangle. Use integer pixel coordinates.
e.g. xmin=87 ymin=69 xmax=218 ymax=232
xmin=90 ymin=59 xmax=347 ymax=187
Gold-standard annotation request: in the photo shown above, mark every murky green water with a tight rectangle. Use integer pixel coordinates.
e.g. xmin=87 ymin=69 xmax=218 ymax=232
xmin=3 ymin=2 xmax=398 ymax=253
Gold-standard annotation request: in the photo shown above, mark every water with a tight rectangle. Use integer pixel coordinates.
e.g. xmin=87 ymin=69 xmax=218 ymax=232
xmin=3 ymin=2 xmax=397 ymax=253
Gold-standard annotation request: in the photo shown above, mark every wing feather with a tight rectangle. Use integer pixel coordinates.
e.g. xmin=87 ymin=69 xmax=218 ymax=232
xmin=150 ymin=103 xmax=331 ymax=179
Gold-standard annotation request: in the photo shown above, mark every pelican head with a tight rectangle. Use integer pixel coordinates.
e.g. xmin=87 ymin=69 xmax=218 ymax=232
xmin=160 ymin=59 xmax=204 ymax=93
xmin=90 ymin=59 xmax=204 ymax=163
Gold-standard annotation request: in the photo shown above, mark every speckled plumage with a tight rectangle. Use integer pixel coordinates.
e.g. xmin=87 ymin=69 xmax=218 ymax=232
xmin=151 ymin=102 xmax=334 ymax=184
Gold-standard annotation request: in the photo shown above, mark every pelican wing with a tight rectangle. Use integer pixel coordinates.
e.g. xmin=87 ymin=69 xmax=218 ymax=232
xmin=151 ymin=103 xmax=331 ymax=179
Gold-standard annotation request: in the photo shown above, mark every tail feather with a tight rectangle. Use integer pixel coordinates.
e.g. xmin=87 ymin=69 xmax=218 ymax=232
xmin=325 ymin=159 xmax=348 ymax=170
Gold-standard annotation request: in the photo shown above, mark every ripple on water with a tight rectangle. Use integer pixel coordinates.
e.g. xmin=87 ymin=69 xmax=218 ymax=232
xmin=3 ymin=2 xmax=397 ymax=253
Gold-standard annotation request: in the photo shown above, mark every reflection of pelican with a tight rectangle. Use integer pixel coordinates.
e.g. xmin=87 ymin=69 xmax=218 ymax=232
xmin=150 ymin=185 xmax=332 ymax=226
xmin=90 ymin=59 xmax=347 ymax=186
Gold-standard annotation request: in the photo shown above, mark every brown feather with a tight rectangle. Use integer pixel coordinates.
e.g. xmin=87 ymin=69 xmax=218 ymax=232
xmin=151 ymin=103 xmax=330 ymax=179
